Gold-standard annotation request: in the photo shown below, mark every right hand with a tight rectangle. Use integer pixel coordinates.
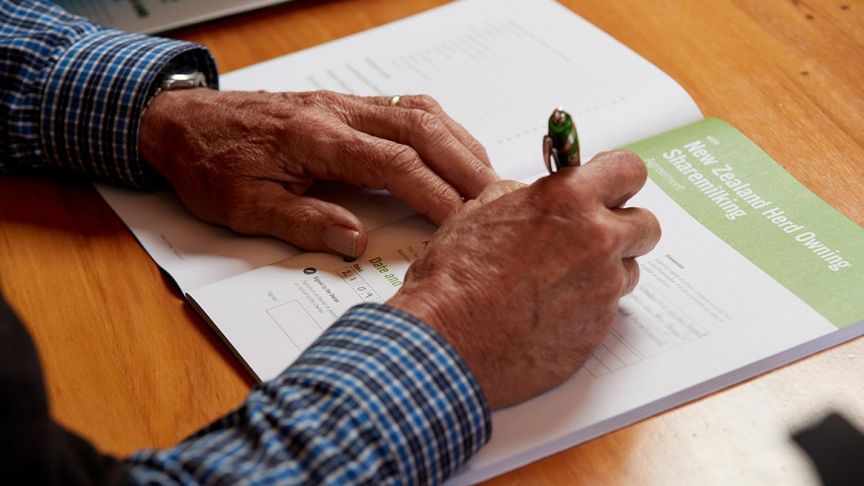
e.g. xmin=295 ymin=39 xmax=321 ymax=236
xmin=387 ymin=151 xmax=661 ymax=409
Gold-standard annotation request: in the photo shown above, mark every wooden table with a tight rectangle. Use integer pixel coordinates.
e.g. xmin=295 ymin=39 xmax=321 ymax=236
xmin=1 ymin=0 xmax=862 ymax=483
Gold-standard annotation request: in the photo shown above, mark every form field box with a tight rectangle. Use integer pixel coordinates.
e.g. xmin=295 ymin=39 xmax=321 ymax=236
xmin=266 ymin=300 xmax=323 ymax=352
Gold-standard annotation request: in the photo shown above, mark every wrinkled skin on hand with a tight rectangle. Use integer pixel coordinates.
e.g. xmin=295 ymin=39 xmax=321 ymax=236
xmin=388 ymin=151 xmax=661 ymax=409
xmin=140 ymin=89 xmax=498 ymax=257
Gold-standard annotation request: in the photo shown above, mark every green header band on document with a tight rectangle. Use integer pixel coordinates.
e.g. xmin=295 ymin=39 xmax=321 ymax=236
xmin=626 ymin=118 xmax=864 ymax=328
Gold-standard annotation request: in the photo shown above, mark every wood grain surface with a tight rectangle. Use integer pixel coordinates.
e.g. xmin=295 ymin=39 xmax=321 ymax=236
xmin=1 ymin=0 xmax=862 ymax=484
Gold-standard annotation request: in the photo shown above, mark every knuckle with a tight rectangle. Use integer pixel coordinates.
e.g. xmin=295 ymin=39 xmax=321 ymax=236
xmin=477 ymin=180 xmax=524 ymax=203
xmin=427 ymin=182 xmax=459 ymax=213
xmin=305 ymin=117 xmax=342 ymax=142
xmin=316 ymin=90 xmax=340 ymax=103
xmin=531 ymin=175 xmax=589 ymax=213
xmin=570 ymin=182 xmax=595 ymax=208
xmin=629 ymin=261 xmax=641 ymax=290
xmin=645 ymin=210 xmax=662 ymax=244
xmin=468 ymin=139 xmax=490 ymax=158
xmin=301 ymin=90 xmax=341 ymax=107
xmin=586 ymin=217 xmax=623 ymax=260
xmin=414 ymin=111 xmax=452 ymax=146
xmin=614 ymin=150 xmax=648 ymax=181
xmin=589 ymin=150 xmax=647 ymax=191
xmin=223 ymin=203 xmax=257 ymax=235
xmin=384 ymin=144 xmax=422 ymax=173
xmin=630 ymin=207 xmax=662 ymax=250
xmin=412 ymin=93 xmax=441 ymax=112
xmin=606 ymin=263 xmax=624 ymax=285
xmin=413 ymin=111 xmax=443 ymax=133
xmin=609 ymin=269 xmax=628 ymax=297
xmin=281 ymin=204 xmax=322 ymax=230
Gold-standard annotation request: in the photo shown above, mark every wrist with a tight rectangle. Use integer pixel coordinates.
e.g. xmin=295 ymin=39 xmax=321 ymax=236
xmin=388 ymin=280 xmax=454 ymax=341
xmin=139 ymin=64 xmax=212 ymax=177
xmin=387 ymin=283 xmax=494 ymax=404
xmin=139 ymin=89 xmax=176 ymax=178
xmin=139 ymin=88 xmax=207 ymax=178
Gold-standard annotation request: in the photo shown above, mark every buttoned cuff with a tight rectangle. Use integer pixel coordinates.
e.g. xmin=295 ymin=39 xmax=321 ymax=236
xmin=40 ymin=29 xmax=217 ymax=188
xmin=279 ymin=303 xmax=492 ymax=483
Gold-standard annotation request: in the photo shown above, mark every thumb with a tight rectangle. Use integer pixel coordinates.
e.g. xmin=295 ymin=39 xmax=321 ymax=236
xmin=242 ymin=182 xmax=368 ymax=257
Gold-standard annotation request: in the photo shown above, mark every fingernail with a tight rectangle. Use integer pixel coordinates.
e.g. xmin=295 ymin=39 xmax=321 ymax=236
xmin=325 ymin=225 xmax=360 ymax=257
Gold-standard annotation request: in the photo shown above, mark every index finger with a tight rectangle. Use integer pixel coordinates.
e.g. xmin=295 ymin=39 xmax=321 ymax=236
xmin=343 ymin=101 xmax=498 ymax=198
xmin=364 ymin=94 xmax=494 ymax=168
xmin=458 ymin=180 xmax=527 ymax=215
xmin=332 ymin=128 xmax=464 ymax=224
xmin=577 ymin=150 xmax=648 ymax=208
xmin=613 ymin=207 xmax=662 ymax=258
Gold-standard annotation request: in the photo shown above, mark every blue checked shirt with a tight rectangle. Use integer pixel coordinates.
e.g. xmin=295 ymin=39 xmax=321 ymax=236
xmin=0 ymin=1 xmax=491 ymax=484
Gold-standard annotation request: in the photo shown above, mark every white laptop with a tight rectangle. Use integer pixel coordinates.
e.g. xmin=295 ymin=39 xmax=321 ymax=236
xmin=54 ymin=0 xmax=291 ymax=33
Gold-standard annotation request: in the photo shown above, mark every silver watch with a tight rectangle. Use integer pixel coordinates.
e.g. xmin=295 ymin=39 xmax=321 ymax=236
xmin=160 ymin=69 xmax=207 ymax=91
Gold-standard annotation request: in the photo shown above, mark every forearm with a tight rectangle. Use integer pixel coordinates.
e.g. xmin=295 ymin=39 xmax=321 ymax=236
xmin=0 ymin=0 xmax=217 ymax=188
xmin=125 ymin=304 xmax=491 ymax=484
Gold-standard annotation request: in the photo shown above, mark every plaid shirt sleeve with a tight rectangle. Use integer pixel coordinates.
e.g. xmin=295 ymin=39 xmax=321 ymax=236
xmin=2 ymin=2 xmax=492 ymax=482
xmin=0 ymin=0 xmax=217 ymax=188
xmin=126 ymin=304 xmax=492 ymax=484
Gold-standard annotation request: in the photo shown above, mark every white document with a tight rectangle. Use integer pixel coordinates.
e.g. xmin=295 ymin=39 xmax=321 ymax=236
xmin=187 ymin=174 xmax=860 ymax=484
xmin=219 ymin=0 xmax=702 ymax=181
xmin=98 ymin=182 xmax=414 ymax=292
xmin=189 ymin=216 xmax=437 ymax=380
xmin=92 ymin=1 xmax=864 ymax=483
xmin=54 ymin=0 xmax=291 ymax=34
xmin=98 ymin=0 xmax=701 ymax=293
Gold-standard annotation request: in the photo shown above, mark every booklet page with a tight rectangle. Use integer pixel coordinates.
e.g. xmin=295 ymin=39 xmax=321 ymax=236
xmin=97 ymin=0 xmax=701 ymax=293
xmin=189 ymin=119 xmax=864 ymax=483
xmin=222 ymin=0 xmax=702 ymax=181
xmin=189 ymin=216 xmax=435 ymax=380
xmin=97 ymin=183 xmax=414 ymax=292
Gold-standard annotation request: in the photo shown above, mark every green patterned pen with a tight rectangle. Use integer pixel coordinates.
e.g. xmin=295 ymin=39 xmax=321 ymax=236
xmin=542 ymin=107 xmax=581 ymax=174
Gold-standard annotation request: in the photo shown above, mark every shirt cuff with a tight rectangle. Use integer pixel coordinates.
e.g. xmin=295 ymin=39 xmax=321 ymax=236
xmin=39 ymin=29 xmax=217 ymax=188
xmin=280 ymin=303 xmax=492 ymax=483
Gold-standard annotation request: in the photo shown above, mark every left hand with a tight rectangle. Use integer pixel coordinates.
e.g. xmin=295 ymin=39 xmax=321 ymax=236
xmin=139 ymin=89 xmax=498 ymax=257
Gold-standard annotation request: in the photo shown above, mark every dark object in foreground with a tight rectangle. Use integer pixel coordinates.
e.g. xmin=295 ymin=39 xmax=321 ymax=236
xmin=0 ymin=292 xmax=123 ymax=485
xmin=793 ymin=412 xmax=864 ymax=485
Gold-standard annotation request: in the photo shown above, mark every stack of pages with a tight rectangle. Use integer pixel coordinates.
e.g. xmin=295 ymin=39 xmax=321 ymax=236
xmin=96 ymin=1 xmax=864 ymax=483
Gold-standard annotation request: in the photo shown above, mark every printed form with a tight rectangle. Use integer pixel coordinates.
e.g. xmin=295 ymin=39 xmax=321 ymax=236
xmin=188 ymin=165 xmax=840 ymax=485
xmin=92 ymin=2 xmax=864 ymax=483
xmin=189 ymin=110 xmax=864 ymax=483
xmin=220 ymin=0 xmax=701 ymax=181
xmin=190 ymin=217 xmax=436 ymax=380
xmin=97 ymin=0 xmax=701 ymax=293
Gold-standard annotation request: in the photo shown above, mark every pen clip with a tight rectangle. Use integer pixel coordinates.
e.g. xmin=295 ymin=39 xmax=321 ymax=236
xmin=543 ymin=135 xmax=558 ymax=174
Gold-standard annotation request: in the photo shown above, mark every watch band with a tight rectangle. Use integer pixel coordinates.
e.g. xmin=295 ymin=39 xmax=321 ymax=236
xmin=144 ymin=67 xmax=209 ymax=113
xmin=160 ymin=70 xmax=207 ymax=91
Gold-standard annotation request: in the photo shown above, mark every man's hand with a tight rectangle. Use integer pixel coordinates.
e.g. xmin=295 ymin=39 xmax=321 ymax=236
xmin=140 ymin=89 xmax=497 ymax=257
xmin=387 ymin=151 xmax=661 ymax=409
